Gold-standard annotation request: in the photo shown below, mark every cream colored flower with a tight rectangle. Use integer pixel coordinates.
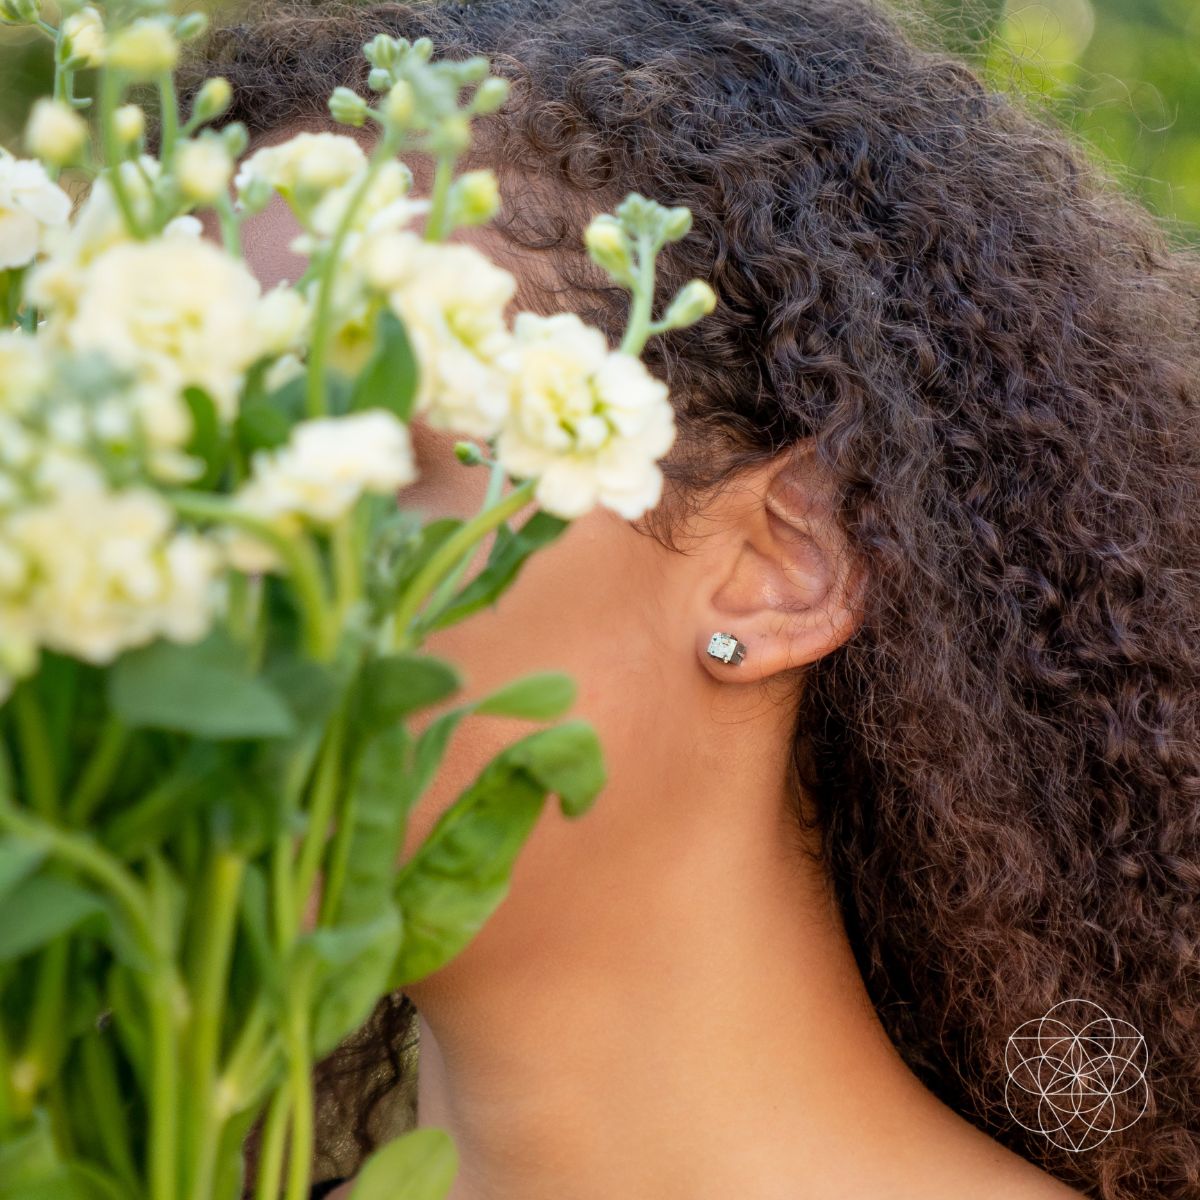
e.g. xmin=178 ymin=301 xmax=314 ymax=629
xmin=0 ymin=154 xmax=72 ymax=269
xmin=24 ymin=99 xmax=88 ymax=166
xmin=61 ymin=5 xmax=105 ymax=67
xmin=496 ymin=311 xmax=676 ymax=519
xmin=227 ymin=410 xmax=417 ymax=571
xmin=300 ymin=159 xmax=422 ymax=245
xmin=358 ymin=229 xmax=516 ymax=439
xmin=0 ymin=331 xmax=49 ymax=416
xmin=105 ymin=18 xmax=178 ymax=77
xmin=235 ymin=132 xmax=367 ymax=203
xmin=3 ymin=468 xmax=221 ymax=664
xmin=61 ymin=232 xmax=275 ymax=422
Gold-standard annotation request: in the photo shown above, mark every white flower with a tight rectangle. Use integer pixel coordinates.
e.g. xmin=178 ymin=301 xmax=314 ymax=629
xmin=113 ymin=104 xmax=145 ymax=145
xmin=0 ymin=331 xmax=49 ymax=416
xmin=358 ymin=229 xmax=517 ymax=439
xmin=227 ymin=410 xmax=417 ymax=571
xmin=176 ymin=138 xmax=233 ymax=203
xmin=61 ymin=5 xmax=105 ymax=67
xmin=24 ymin=99 xmax=88 ymax=166
xmin=235 ymin=132 xmax=367 ymax=203
xmin=0 ymin=155 xmax=72 ymax=269
xmin=61 ymin=232 xmax=277 ymax=422
xmin=496 ymin=311 xmax=676 ymax=519
xmin=300 ymin=159 xmax=421 ymax=245
xmin=3 ymin=469 xmax=221 ymax=665
xmin=252 ymin=286 xmax=309 ymax=357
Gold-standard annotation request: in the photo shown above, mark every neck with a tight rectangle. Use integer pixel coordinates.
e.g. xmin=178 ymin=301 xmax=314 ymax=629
xmin=401 ymin=751 xmax=1006 ymax=1199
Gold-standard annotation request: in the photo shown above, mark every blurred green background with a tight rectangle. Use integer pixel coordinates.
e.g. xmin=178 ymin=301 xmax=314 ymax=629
xmin=3 ymin=0 xmax=1200 ymax=242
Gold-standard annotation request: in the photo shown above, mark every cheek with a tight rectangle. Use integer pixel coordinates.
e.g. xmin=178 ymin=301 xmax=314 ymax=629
xmin=398 ymin=503 xmax=659 ymax=861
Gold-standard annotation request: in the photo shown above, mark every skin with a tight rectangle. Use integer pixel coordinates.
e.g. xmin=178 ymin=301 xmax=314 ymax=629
xmin=209 ymin=134 xmax=1086 ymax=1200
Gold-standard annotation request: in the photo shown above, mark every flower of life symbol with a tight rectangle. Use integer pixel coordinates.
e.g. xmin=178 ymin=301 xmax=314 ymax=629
xmin=1004 ymin=998 xmax=1149 ymax=1153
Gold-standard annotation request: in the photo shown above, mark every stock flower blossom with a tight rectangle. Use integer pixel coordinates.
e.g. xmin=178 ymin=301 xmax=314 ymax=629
xmin=0 ymin=461 xmax=221 ymax=679
xmin=496 ymin=311 xmax=677 ymax=519
xmin=235 ymin=132 xmax=367 ymax=203
xmin=359 ymin=229 xmax=517 ymax=439
xmin=225 ymin=410 xmax=418 ymax=572
xmin=0 ymin=155 xmax=72 ymax=269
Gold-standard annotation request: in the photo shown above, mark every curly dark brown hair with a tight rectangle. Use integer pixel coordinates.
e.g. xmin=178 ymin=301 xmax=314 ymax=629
xmin=184 ymin=1 xmax=1200 ymax=1194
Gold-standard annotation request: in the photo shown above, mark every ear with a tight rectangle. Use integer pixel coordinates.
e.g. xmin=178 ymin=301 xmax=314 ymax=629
xmin=693 ymin=441 xmax=866 ymax=684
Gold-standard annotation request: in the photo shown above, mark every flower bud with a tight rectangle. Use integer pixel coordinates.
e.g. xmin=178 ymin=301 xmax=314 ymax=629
xmin=429 ymin=113 xmax=471 ymax=156
xmin=107 ymin=18 xmax=179 ymax=77
xmin=584 ymin=214 xmax=635 ymax=284
xmin=328 ymin=86 xmax=368 ymax=128
xmin=237 ymin=174 xmax=273 ymax=215
xmin=456 ymin=55 xmax=490 ymax=83
xmin=472 ymin=76 xmax=509 ymax=115
xmin=25 ymin=98 xmax=88 ymax=166
xmin=175 ymin=11 xmax=208 ymax=41
xmin=191 ymin=76 xmax=232 ymax=125
xmin=0 ymin=0 xmax=39 ymax=26
xmin=177 ymin=137 xmax=233 ymax=203
xmin=219 ymin=122 xmax=248 ymax=159
xmin=60 ymin=5 xmax=104 ymax=65
xmin=449 ymin=169 xmax=500 ymax=227
xmin=383 ymin=80 xmax=414 ymax=126
xmin=412 ymin=37 xmax=434 ymax=61
xmin=367 ymin=67 xmax=392 ymax=93
xmin=363 ymin=33 xmax=400 ymax=69
xmin=454 ymin=441 xmax=485 ymax=465
xmin=660 ymin=205 xmax=692 ymax=243
xmin=114 ymin=104 xmax=145 ymax=145
xmin=661 ymin=280 xmax=717 ymax=329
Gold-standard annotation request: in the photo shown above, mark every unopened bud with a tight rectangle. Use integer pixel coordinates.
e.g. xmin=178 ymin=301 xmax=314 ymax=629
xmin=236 ymin=173 xmax=273 ymax=215
xmin=472 ymin=76 xmax=509 ymax=115
xmin=107 ymin=18 xmax=179 ymax=77
xmin=383 ymin=80 xmax=414 ymax=126
xmin=0 ymin=0 xmax=39 ymax=26
xmin=363 ymin=33 xmax=400 ymax=70
xmin=660 ymin=205 xmax=692 ymax=243
xmin=174 ymin=11 xmax=208 ymax=41
xmin=584 ymin=214 xmax=635 ymax=284
xmin=449 ymin=169 xmax=500 ymax=227
xmin=60 ymin=4 xmax=104 ymax=65
xmin=176 ymin=137 xmax=233 ymax=203
xmin=367 ymin=67 xmax=392 ymax=93
xmin=328 ymin=86 xmax=368 ymax=128
xmin=454 ymin=441 xmax=486 ymax=465
xmin=219 ymin=121 xmax=247 ymax=159
xmin=25 ymin=98 xmax=88 ymax=166
xmin=113 ymin=104 xmax=145 ymax=145
xmin=661 ymin=280 xmax=717 ymax=329
xmin=192 ymin=77 xmax=232 ymax=125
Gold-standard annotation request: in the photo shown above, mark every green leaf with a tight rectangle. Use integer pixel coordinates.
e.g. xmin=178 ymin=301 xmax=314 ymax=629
xmin=0 ymin=838 xmax=46 ymax=904
xmin=353 ymin=654 xmax=461 ymax=737
xmin=421 ymin=510 xmax=569 ymax=633
xmin=349 ymin=1128 xmax=458 ymax=1200
xmin=0 ymin=1110 xmax=76 ymax=1200
xmin=108 ymin=631 xmax=297 ymax=740
xmin=505 ymin=719 xmax=606 ymax=818
xmin=235 ymin=372 xmax=307 ymax=454
xmin=0 ymin=875 xmax=105 ymax=962
xmin=473 ymin=671 xmax=576 ymax=720
xmin=350 ymin=307 xmax=419 ymax=421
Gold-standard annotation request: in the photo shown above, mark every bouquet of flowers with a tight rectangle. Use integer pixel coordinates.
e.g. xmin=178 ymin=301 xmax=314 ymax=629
xmin=0 ymin=2 xmax=716 ymax=1197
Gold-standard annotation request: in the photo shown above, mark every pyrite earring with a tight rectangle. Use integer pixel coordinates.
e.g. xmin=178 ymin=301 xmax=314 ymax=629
xmin=706 ymin=631 xmax=747 ymax=665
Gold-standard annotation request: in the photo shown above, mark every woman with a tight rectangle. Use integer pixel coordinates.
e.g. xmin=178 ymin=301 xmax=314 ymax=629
xmin=187 ymin=1 xmax=1200 ymax=1196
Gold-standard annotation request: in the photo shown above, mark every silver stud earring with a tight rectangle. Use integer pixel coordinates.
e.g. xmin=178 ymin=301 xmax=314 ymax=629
xmin=706 ymin=631 xmax=747 ymax=665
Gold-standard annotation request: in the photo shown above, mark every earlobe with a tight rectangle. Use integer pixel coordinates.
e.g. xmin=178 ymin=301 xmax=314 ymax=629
xmin=695 ymin=443 xmax=866 ymax=685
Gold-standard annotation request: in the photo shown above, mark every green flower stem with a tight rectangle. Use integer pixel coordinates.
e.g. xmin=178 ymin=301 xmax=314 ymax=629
xmin=12 ymin=939 xmax=69 ymax=1119
xmin=423 ymin=155 xmax=455 ymax=243
xmin=292 ymin=713 xmax=347 ymax=921
xmin=619 ymin=233 xmax=657 ymax=357
xmin=392 ymin=476 xmax=537 ymax=649
xmin=11 ymin=684 xmax=58 ymax=818
xmin=214 ymin=191 xmax=242 ymax=257
xmin=65 ymin=716 xmax=128 ymax=825
xmin=420 ymin=454 xmax=506 ymax=623
xmin=331 ymin=514 xmax=361 ymax=632
xmin=217 ymin=997 xmax=275 ymax=1114
xmin=304 ymin=133 xmax=401 ymax=418
xmin=167 ymin=492 xmax=336 ymax=661
xmin=254 ymin=1085 xmax=290 ymax=1200
xmin=0 ymin=1016 xmax=11 ymax=1138
xmin=315 ymin=773 xmax=357 ymax=929
xmin=99 ymin=69 xmax=146 ymax=240
xmin=80 ymin=1028 xmax=140 ymax=1191
xmin=157 ymin=72 xmax=179 ymax=170
xmin=145 ymin=856 xmax=182 ymax=1200
xmin=282 ymin=964 xmax=315 ymax=1200
xmin=272 ymin=832 xmax=297 ymax=950
xmin=186 ymin=849 xmax=246 ymax=1200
